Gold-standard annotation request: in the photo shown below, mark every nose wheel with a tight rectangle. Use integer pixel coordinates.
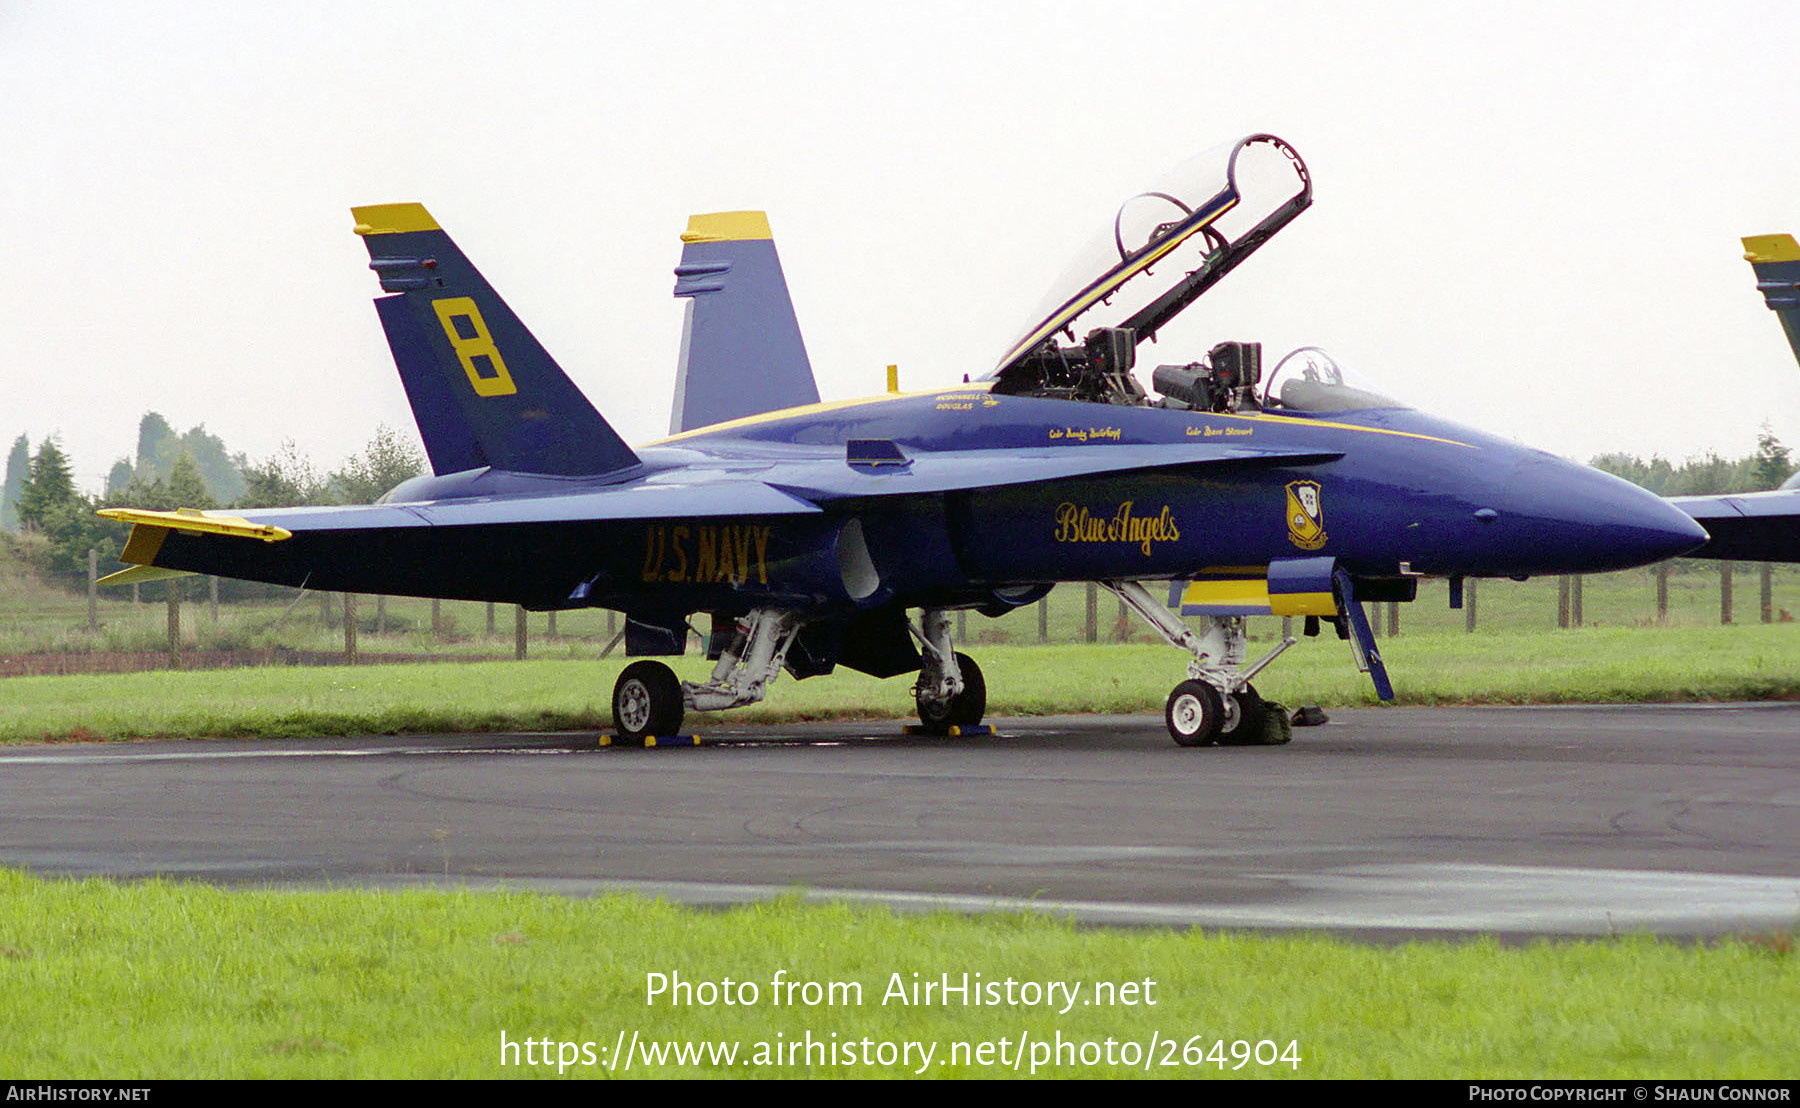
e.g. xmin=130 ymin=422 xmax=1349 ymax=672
xmin=1165 ymin=680 xmax=1222 ymax=746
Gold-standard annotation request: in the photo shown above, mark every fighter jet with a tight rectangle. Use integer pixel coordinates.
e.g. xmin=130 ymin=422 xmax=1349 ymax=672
xmin=100 ymin=134 xmax=1707 ymax=746
xmin=1666 ymin=233 xmax=1800 ymax=561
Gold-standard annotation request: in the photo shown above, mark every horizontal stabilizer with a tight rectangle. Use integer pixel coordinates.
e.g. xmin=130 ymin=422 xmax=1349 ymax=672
xmin=96 ymin=564 xmax=196 ymax=587
xmin=1669 ymin=489 xmax=1800 ymax=563
xmin=355 ymin=202 xmax=640 ymax=478
xmin=669 ymin=211 xmax=820 ymax=433
xmin=98 ymin=507 xmax=294 ymax=542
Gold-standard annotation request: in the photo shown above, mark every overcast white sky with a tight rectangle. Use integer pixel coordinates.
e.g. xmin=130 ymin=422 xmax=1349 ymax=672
xmin=5 ymin=0 xmax=1799 ymax=493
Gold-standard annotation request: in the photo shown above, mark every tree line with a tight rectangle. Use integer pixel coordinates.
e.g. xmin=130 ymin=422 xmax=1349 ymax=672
xmin=2 ymin=414 xmax=424 ymax=582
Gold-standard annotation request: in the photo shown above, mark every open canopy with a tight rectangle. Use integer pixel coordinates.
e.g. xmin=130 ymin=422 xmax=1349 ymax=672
xmin=988 ymin=133 xmax=1311 ymax=383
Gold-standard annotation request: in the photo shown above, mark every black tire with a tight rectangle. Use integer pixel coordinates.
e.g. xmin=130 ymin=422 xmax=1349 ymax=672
xmin=916 ymin=652 xmax=986 ymax=734
xmin=1165 ymin=680 xmax=1223 ymax=747
xmin=1216 ymin=683 xmax=1269 ymax=746
xmin=612 ymin=661 xmax=684 ymax=744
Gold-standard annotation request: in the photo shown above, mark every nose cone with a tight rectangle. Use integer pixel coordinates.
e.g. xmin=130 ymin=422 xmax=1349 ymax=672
xmin=1495 ymin=458 xmax=1709 ymax=574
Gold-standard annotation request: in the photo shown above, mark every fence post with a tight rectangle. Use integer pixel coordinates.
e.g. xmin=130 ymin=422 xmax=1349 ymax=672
xmin=1037 ymin=595 xmax=1048 ymax=643
xmin=87 ymin=548 xmax=98 ymax=629
xmin=1656 ymin=564 xmax=1669 ymax=620
xmin=343 ymin=594 xmax=358 ymax=664
xmin=1761 ymin=562 xmax=1773 ymax=624
xmin=320 ymin=590 xmax=332 ymax=628
xmin=1386 ymin=601 xmax=1399 ymax=637
xmin=1720 ymin=561 xmax=1733 ymax=625
xmin=548 ymin=609 xmax=558 ymax=637
xmin=515 ymin=606 xmax=527 ymax=660
xmin=607 ymin=609 xmax=617 ymax=637
xmin=376 ymin=595 xmax=387 ymax=634
xmin=431 ymin=597 xmax=442 ymax=638
xmin=1115 ymin=594 xmax=1130 ymax=642
xmin=487 ymin=601 xmax=496 ymax=636
xmin=1557 ymin=576 xmax=1571 ymax=629
xmin=1084 ymin=582 xmax=1098 ymax=643
xmin=1572 ymin=575 xmax=1583 ymax=627
xmin=166 ymin=584 xmax=180 ymax=668
xmin=1465 ymin=577 xmax=1478 ymax=633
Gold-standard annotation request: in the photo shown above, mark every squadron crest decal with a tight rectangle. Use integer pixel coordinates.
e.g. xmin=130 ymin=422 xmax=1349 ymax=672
xmin=1285 ymin=480 xmax=1327 ymax=551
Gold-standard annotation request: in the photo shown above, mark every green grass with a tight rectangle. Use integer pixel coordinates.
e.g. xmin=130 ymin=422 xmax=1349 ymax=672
xmin=3 ymin=622 xmax=1799 ymax=743
xmin=0 ymin=869 xmax=1792 ymax=1079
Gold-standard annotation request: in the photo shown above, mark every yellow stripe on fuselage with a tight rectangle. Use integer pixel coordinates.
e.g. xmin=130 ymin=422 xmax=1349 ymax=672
xmin=1211 ymin=410 xmax=1474 ymax=448
xmin=647 ymin=387 xmax=978 ymax=445
xmin=1181 ymin=578 xmax=1271 ymax=609
xmin=650 ymin=385 xmax=1472 ymax=451
xmin=1179 ymin=577 xmax=1338 ymax=617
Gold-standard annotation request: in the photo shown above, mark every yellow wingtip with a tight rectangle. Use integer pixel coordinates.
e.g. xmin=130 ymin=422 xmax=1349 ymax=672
xmin=680 ymin=210 xmax=772 ymax=243
xmin=352 ymin=202 xmax=441 ymax=236
xmin=1742 ymin=233 xmax=1800 ymax=263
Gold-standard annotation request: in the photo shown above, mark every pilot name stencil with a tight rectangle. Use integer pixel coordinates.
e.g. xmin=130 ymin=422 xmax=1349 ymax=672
xmin=642 ymin=523 xmax=772 ymax=585
xmin=1054 ymin=501 xmax=1181 ymax=556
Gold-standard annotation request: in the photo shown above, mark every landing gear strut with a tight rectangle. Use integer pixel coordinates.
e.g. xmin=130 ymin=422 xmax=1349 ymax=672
xmin=911 ymin=608 xmax=986 ymax=734
xmin=608 ymin=608 xmax=805 ymax=744
xmin=1104 ymin=581 xmax=1294 ymax=747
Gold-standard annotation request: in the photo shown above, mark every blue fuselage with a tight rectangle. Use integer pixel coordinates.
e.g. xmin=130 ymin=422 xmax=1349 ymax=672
xmin=155 ymin=387 xmax=1707 ymax=619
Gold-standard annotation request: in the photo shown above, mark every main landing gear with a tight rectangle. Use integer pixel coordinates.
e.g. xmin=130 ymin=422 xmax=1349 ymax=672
xmin=609 ymin=608 xmax=803 ymax=744
xmin=1104 ymin=581 xmax=1294 ymax=748
xmin=607 ymin=605 xmax=993 ymax=744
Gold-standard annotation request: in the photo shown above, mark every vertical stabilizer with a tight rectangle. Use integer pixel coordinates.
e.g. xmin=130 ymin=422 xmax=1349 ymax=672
xmin=353 ymin=203 xmax=639 ymax=478
xmin=1744 ymin=233 xmax=1800 ymax=368
xmin=669 ymin=211 xmax=820 ymax=433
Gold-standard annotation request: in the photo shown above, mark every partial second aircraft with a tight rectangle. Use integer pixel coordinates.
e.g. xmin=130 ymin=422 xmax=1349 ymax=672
xmin=100 ymin=134 xmax=1707 ymax=745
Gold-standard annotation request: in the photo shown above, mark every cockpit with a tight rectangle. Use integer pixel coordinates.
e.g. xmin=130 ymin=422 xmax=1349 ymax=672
xmin=982 ymin=133 xmax=1402 ymax=415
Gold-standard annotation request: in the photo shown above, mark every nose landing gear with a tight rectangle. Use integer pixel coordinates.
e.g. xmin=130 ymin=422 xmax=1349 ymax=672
xmin=1105 ymin=580 xmax=1294 ymax=747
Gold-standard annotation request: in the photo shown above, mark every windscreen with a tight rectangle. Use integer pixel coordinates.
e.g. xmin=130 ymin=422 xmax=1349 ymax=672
xmin=1261 ymin=347 xmax=1408 ymax=412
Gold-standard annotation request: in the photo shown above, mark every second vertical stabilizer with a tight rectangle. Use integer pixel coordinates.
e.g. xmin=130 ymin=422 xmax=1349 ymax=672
xmin=1744 ymin=233 xmax=1800 ymax=369
xmin=670 ymin=211 xmax=820 ymax=433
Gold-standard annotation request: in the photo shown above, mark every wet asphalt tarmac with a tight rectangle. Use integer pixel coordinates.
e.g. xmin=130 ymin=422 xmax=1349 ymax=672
xmin=3 ymin=703 xmax=1796 ymax=937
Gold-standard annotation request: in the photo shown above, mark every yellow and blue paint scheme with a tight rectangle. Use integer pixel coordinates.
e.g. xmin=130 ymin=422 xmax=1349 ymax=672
xmin=101 ymin=141 xmax=1713 ymax=704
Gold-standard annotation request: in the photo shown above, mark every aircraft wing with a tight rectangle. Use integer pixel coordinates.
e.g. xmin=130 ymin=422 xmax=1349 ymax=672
xmin=103 ymin=480 xmax=821 ymax=544
xmin=1668 ymin=489 xmax=1800 ymax=563
xmin=759 ymin=442 xmax=1342 ymax=501
xmin=98 ymin=481 xmax=825 ymax=604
